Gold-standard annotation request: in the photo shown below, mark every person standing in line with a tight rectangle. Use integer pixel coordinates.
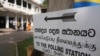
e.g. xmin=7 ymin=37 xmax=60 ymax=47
xmin=17 ymin=20 xmax=21 ymax=31
xmin=24 ymin=21 xmax=27 ymax=31
xmin=26 ymin=21 xmax=31 ymax=31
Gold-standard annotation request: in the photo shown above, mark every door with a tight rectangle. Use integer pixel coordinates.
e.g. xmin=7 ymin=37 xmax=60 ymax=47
xmin=0 ymin=16 xmax=6 ymax=28
xmin=9 ymin=17 xmax=14 ymax=29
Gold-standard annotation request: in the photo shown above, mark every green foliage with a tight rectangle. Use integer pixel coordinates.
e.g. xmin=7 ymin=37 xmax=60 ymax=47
xmin=42 ymin=0 xmax=49 ymax=8
xmin=17 ymin=37 xmax=33 ymax=56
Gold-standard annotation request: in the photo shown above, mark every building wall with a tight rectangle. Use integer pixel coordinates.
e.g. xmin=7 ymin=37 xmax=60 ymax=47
xmin=0 ymin=11 xmax=7 ymax=16
xmin=0 ymin=0 xmax=41 ymax=30
xmin=47 ymin=0 xmax=74 ymax=12
xmin=0 ymin=0 xmax=41 ymax=15
xmin=0 ymin=11 xmax=24 ymax=18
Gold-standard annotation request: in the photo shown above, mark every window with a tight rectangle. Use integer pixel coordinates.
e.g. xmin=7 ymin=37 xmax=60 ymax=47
xmin=28 ymin=3 xmax=31 ymax=9
xmin=16 ymin=0 xmax=21 ymax=6
xmin=23 ymin=1 xmax=27 ymax=7
xmin=8 ymin=0 xmax=14 ymax=3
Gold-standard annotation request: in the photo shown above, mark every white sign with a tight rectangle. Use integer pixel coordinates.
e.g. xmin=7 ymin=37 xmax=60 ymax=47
xmin=33 ymin=6 xmax=100 ymax=56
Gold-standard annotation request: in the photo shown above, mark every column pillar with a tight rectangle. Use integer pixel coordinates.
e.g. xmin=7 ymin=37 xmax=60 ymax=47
xmin=21 ymin=0 xmax=23 ymax=7
xmin=26 ymin=17 xmax=28 ymax=26
xmin=14 ymin=0 xmax=16 ymax=5
xmin=31 ymin=18 xmax=33 ymax=29
xmin=15 ymin=15 xmax=17 ymax=30
xmin=27 ymin=2 xmax=28 ymax=9
xmin=5 ymin=0 xmax=8 ymax=2
xmin=21 ymin=16 xmax=24 ymax=30
xmin=6 ymin=14 xmax=9 ymax=28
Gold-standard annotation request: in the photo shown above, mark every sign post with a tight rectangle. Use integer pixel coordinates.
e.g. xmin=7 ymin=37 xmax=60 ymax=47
xmin=33 ymin=6 xmax=100 ymax=56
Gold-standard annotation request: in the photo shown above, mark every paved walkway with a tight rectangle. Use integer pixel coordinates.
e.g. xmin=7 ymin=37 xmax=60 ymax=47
xmin=0 ymin=28 xmax=33 ymax=43
xmin=0 ymin=28 xmax=33 ymax=56
xmin=0 ymin=43 xmax=16 ymax=56
xmin=0 ymin=29 xmax=54 ymax=56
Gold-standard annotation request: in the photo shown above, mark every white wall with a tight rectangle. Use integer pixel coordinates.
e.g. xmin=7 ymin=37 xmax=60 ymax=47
xmin=1 ymin=0 xmax=41 ymax=15
xmin=32 ymin=0 xmax=44 ymax=4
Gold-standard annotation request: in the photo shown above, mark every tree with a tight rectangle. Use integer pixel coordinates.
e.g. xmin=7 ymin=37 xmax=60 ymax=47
xmin=42 ymin=0 xmax=49 ymax=8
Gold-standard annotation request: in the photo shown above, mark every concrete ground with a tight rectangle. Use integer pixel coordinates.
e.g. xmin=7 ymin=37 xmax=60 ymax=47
xmin=0 ymin=29 xmax=54 ymax=56
xmin=0 ymin=28 xmax=33 ymax=43
xmin=0 ymin=28 xmax=33 ymax=56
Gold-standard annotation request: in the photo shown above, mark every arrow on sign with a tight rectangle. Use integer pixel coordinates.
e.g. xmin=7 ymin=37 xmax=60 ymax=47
xmin=45 ymin=12 xmax=76 ymax=22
